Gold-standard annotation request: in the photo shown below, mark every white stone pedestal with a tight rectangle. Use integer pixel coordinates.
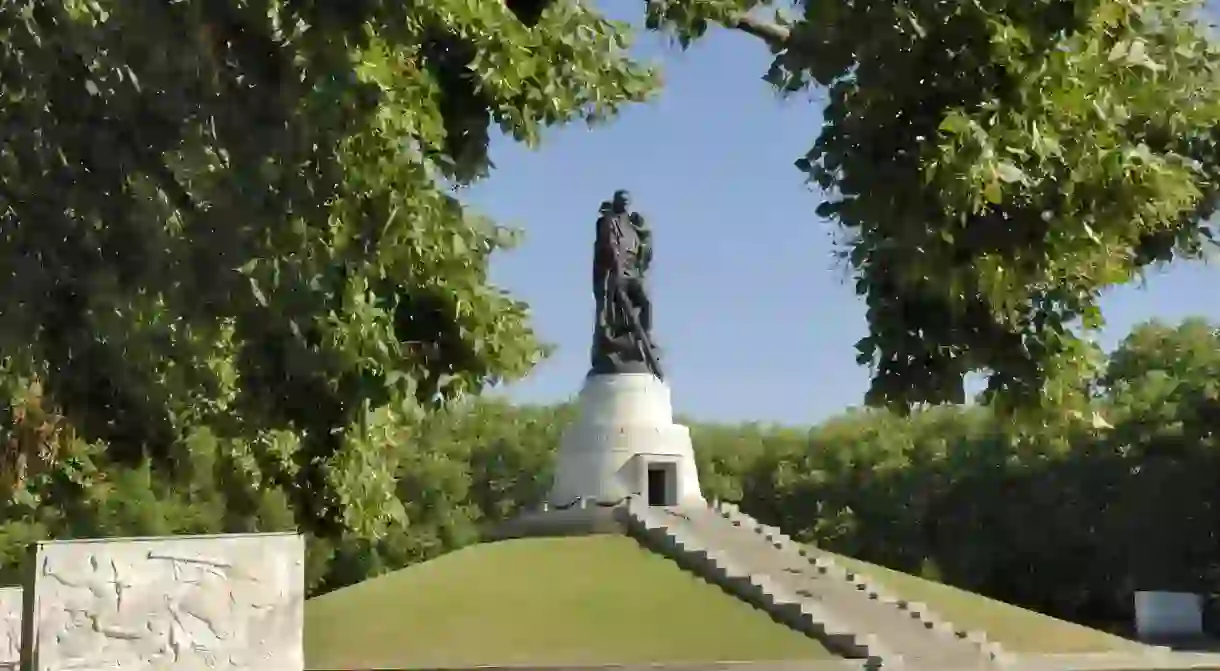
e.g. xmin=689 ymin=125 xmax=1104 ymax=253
xmin=548 ymin=373 xmax=704 ymax=508
xmin=1135 ymin=591 xmax=1204 ymax=639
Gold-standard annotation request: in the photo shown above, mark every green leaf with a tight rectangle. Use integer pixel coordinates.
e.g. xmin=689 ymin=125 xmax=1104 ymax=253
xmin=938 ymin=112 xmax=972 ymax=136
xmin=995 ymin=161 xmax=1027 ymax=184
xmin=249 ymin=279 xmax=269 ymax=308
xmin=983 ymin=180 xmax=1003 ymax=204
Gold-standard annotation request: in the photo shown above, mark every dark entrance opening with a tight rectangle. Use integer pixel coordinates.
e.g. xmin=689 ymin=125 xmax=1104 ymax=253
xmin=646 ymin=463 xmax=674 ymax=507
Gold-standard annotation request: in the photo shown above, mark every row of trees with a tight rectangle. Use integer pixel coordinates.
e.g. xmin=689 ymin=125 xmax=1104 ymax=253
xmin=3 ymin=316 xmax=1217 ymax=633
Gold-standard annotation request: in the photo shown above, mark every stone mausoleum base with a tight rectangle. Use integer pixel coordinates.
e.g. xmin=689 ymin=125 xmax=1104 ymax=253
xmin=550 ymin=372 xmax=704 ymax=509
xmin=496 ymin=373 xmax=703 ymax=540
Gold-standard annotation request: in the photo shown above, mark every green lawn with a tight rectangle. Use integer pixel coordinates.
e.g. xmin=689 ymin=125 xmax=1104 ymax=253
xmin=305 ymin=536 xmax=832 ymax=670
xmin=828 ymin=552 xmax=1148 ymax=654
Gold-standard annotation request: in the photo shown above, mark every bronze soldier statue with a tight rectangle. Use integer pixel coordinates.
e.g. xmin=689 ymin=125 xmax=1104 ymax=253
xmin=590 ymin=190 xmax=663 ymax=379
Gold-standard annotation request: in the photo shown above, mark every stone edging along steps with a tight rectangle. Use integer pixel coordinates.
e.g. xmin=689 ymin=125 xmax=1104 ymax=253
xmin=622 ymin=500 xmax=894 ymax=668
xmin=621 ymin=499 xmax=1015 ymax=670
xmin=711 ymin=501 xmax=1013 ymax=667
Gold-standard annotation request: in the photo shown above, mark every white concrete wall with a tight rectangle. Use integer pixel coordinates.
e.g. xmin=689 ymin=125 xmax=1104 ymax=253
xmin=1135 ymin=591 xmax=1204 ymax=639
xmin=24 ymin=532 xmax=304 ymax=671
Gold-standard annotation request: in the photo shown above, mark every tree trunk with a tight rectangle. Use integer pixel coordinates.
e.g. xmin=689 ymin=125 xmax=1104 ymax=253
xmin=728 ymin=13 xmax=790 ymax=49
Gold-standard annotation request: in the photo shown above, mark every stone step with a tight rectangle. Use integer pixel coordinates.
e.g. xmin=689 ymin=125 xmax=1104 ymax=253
xmin=622 ymin=500 xmax=1005 ymax=670
xmin=701 ymin=505 xmax=1001 ymax=668
xmin=713 ymin=502 xmax=1012 ymax=667
xmin=623 ymin=502 xmax=893 ymax=668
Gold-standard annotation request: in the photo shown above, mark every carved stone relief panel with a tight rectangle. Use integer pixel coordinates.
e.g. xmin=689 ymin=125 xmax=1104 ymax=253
xmin=0 ymin=586 xmax=20 ymax=670
xmin=25 ymin=533 xmax=304 ymax=671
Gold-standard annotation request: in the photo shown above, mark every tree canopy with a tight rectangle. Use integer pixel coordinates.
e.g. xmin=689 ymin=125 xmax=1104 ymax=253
xmin=0 ymin=0 xmax=655 ymax=583
xmin=647 ymin=0 xmax=1220 ymax=416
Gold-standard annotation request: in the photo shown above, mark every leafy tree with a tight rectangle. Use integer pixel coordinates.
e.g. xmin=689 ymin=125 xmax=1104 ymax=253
xmin=646 ymin=0 xmax=1220 ymax=414
xmin=0 ymin=0 xmax=655 ymax=583
xmin=1103 ymin=318 xmax=1220 ymax=389
xmin=1100 ymin=318 xmax=1220 ymax=457
xmin=1095 ymin=319 xmax=1220 ymax=596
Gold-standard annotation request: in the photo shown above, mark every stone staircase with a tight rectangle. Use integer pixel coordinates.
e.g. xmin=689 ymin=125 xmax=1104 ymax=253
xmin=621 ymin=499 xmax=1014 ymax=671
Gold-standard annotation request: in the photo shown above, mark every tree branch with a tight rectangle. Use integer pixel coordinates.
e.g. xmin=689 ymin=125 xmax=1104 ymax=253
xmin=727 ymin=13 xmax=790 ymax=49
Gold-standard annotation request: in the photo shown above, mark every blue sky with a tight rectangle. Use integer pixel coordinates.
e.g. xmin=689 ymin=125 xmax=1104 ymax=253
xmin=464 ymin=4 xmax=1220 ymax=426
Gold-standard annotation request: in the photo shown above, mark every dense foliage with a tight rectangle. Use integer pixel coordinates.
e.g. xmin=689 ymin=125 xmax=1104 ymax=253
xmin=3 ymin=0 xmax=1219 ymax=629
xmin=648 ymin=0 xmax=1220 ymax=414
xmin=5 ymin=315 xmax=1219 ymax=634
xmin=0 ymin=0 xmax=655 ymax=590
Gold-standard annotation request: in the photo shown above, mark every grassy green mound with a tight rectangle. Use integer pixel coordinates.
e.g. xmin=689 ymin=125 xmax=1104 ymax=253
xmin=830 ymin=553 xmax=1146 ymax=654
xmin=305 ymin=536 xmax=832 ymax=670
